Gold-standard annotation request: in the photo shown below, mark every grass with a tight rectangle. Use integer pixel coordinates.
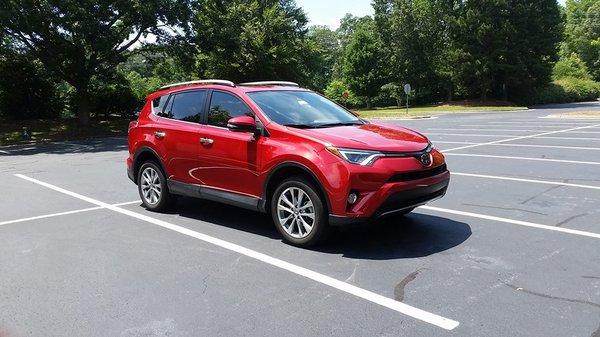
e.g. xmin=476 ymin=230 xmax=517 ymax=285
xmin=355 ymin=103 xmax=528 ymax=119
xmin=0 ymin=117 xmax=131 ymax=146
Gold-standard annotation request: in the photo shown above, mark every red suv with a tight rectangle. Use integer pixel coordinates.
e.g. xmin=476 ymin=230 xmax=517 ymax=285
xmin=127 ymin=80 xmax=450 ymax=246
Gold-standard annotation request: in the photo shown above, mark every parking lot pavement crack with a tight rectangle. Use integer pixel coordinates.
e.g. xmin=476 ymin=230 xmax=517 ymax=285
xmin=520 ymin=185 xmax=563 ymax=205
xmin=394 ymin=269 xmax=423 ymax=302
xmin=505 ymin=284 xmax=600 ymax=309
xmin=462 ymin=203 xmax=547 ymax=216
xmin=592 ymin=320 xmax=600 ymax=337
xmin=556 ymin=213 xmax=590 ymax=227
xmin=583 ymin=276 xmax=600 ymax=280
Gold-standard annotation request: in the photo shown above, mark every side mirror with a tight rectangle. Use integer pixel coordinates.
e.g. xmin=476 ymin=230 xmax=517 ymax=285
xmin=227 ymin=115 xmax=257 ymax=133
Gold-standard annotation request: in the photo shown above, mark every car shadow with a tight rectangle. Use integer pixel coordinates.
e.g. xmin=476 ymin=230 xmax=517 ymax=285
xmin=173 ymin=197 xmax=471 ymax=260
xmin=0 ymin=137 xmax=127 ymax=156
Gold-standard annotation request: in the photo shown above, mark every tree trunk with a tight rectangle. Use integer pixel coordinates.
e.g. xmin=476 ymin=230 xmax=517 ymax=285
xmin=76 ymin=90 xmax=91 ymax=126
xmin=366 ymin=98 xmax=372 ymax=109
xmin=447 ymin=85 xmax=453 ymax=102
xmin=502 ymin=82 xmax=508 ymax=102
xmin=396 ymin=97 xmax=402 ymax=108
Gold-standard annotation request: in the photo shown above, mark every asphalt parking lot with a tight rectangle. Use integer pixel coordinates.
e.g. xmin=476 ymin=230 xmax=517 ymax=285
xmin=1 ymin=102 xmax=600 ymax=337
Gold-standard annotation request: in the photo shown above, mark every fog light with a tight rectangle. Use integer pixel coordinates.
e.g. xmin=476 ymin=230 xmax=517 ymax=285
xmin=347 ymin=192 xmax=358 ymax=205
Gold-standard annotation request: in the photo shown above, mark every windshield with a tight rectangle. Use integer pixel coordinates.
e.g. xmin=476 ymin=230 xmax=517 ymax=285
xmin=247 ymin=90 xmax=363 ymax=128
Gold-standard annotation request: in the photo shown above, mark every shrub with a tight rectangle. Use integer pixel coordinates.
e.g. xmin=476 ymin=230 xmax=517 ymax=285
xmin=89 ymin=82 xmax=139 ymax=118
xmin=324 ymin=79 xmax=363 ymax=107
xmin=553 ymin=54 xmax=592 ymax=80
xmin=533 ymin=77 xmax=600 ymax=104
xmin=0 ymin=55 xmax=63 ymax=120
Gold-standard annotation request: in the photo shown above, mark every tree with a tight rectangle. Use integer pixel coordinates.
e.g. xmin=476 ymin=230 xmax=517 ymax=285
xmin=563 ymin=0 xmax=600 ymax=81
xmin=305 ymin=26 xmax=341 ymax=91
xmin=341 ymin=18 xmax=385 ymax=108
xmin=0 ymin=0 xmax=192 ymax=125
xmin=189 ymin=0 xmax=312 ymax=84
xmin=373 ymin=0 xmax=457 ymax=102
xmin=452 ymin=0 xmax=562 ymax=102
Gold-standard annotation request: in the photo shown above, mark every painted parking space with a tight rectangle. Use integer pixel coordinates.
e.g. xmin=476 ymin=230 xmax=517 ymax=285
xmin=2 ymin=103 xmax=600 ymax=336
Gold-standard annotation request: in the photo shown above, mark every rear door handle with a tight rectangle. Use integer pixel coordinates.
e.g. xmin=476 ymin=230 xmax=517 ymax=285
xmin=154 ymin=131 xmax=166 ymax=139
xmin=200 ymin=137 xmax=214 ymax=145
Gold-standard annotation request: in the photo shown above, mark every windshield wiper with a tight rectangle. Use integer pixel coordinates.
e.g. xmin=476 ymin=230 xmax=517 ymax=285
xmin=283 ymin=123 xmax=318 ymax=129
xmin=313 ymin=121 xmax=364 ymax=128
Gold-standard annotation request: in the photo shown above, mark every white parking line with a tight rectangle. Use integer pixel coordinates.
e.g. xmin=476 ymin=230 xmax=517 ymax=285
xmin=0 ymin=200 xmax=141 ymax=227
xmin=442 ymin=123 xmax=600 ymax=152
xmin=460 ymin=124 xmax=599 ymax=128
xmin=445 ymin=153 xmax=600 ymax=165
xmin=484 ymin=121 xmax=599 ymax=125
xmin=434 ymin=141 xmax=600 ymax=151
xmin=420 ymin=206 xmax=600 ymax=240
xmin=430 ymin=133 xmax=600 ymax=141
xmin=452 ymin=172 xmax=600 ymax=190
xmin=429 ymin=128 xmax=600 ymax=134
xmin=14 ymin=174 xmax=460 ymax=331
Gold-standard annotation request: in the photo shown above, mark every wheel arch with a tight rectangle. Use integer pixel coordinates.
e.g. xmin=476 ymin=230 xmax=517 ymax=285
xmin=261 ymin=161 xmax=331 ymax=214
xmin=132 ymin=147 xmax=168 ymax=184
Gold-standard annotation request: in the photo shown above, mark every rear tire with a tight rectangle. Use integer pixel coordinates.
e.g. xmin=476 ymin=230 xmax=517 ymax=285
xmin=137 ymin=161 xmax=175 ymax=212
xmin=271 ymin=176 xmax=329 ymax=247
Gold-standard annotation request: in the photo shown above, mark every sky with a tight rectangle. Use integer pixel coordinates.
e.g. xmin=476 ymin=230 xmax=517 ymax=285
xmin=296 ymin=0 xmax=374 ymax=29
xmin=297 ymin=0 xmax=567 ymax=30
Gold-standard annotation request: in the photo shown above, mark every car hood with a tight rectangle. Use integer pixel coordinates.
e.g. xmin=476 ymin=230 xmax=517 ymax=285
xmin=290 ymin=121 xmax=429 ymax=152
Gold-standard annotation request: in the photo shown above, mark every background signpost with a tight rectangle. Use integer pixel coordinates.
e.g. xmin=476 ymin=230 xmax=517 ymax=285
xmin=404 ymin=83 xmax=411 ymax=115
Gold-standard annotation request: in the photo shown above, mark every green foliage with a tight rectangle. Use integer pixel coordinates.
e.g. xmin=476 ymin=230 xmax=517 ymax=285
xmin=0 ymin=0 xmax=192 ymax=124
xmin=451 ymin=0 xmax=562 ymax=102
xmin=533 ymin=77 xmax=600 ymax=104
xmin=305 ymin=26 xmax=342 ymax=91
xmin=380 ymin=83 xmax=404 ymax=107
xmin=190 ymin=0 xmax=311 ymax=84
xmin=324 ymin=79 xmax=361 ymax=106
xmin=563 ymin=0 xmax=600 ymax=81
xmin=341 ymin=18 xmax=385 ymax=107
xmin=0 ymin=54 xmax=63 ymax=120
xmin=553 ymin=53 xmax=593 ymax=80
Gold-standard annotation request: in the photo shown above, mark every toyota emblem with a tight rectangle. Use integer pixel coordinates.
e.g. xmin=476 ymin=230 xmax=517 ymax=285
xmin=420 ymin=152 xmax=433 ymax=167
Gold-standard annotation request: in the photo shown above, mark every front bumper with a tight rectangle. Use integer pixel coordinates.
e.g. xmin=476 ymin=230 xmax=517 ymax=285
xmin=328 ymin=172 xmax=450 ymax=226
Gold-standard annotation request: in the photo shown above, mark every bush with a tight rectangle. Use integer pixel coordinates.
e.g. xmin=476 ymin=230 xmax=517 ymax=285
xmin=533 ymin=77 xmax=600 ymax=104
xmin=324 ymin=80 xmax=363 ymax=107
xmin=0 ymin=55 xmax=63 ymax=120
xmin=89 ymin=82 xmax=139 ymax=118
xmin=553 ymin=54 xmax=592 ymax=80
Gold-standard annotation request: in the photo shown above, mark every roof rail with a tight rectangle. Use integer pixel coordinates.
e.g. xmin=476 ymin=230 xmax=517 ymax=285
xmin=239 ymin=81 xmax=299 ymax=87
xmin=160 ymin=79 xmax=235 ymax=90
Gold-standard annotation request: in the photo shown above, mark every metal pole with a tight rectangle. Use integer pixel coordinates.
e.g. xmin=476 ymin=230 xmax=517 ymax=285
xmin=406 ymin=93 xmax=409 ymax=115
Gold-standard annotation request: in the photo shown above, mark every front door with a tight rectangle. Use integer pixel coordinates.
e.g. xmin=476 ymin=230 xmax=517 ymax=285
xmin=193 ymin=90 xmax=262 ymax=197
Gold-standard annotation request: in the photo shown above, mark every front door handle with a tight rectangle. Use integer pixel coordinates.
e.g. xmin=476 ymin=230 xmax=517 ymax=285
xmin=154 ymin=131 xmax=166 ymax=139
xmin=200 ymin=137 xmax=214 ymax=145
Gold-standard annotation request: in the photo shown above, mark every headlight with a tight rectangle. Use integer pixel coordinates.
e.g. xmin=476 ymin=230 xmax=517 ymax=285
xmin=326 ymin=146 xmax=384 ymax=166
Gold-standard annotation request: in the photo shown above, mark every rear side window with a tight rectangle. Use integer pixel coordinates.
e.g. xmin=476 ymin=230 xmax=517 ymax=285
xmin=152 ymin=95 xmax=169 ymax=115
xmin=164 ymin=90 xmax=207 ymax=123
xmin=208 ymin=91 xmax=253 ymax=127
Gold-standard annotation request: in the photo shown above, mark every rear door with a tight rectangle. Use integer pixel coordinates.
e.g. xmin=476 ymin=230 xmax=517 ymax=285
xmin=153 ymin=89 xmax=208 ymax=184
xmin=193 ymin=90 xmax=262 ymax=197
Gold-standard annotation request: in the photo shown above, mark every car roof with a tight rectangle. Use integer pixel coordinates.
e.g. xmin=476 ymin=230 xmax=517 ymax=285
xmin=146 ymin=83 xmax=310 ymax=101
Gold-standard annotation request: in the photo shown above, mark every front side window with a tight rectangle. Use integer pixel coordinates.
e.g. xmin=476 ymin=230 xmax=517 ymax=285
xmin=164 ymin=90 xmax=207 ymax=123
xmin=247 ymin=90 xmax=362 ymax=128
xmin=208 ymin=91 xmax=253 ymax=127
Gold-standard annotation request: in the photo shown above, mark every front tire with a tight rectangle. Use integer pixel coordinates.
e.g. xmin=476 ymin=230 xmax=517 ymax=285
xmin=271 ymin=177 xmax=329 ymax=247
xmin=138 ymin=161 xmax=175 ymax=212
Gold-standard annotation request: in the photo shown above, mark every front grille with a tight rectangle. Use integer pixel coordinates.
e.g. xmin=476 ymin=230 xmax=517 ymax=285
xmin=388 ymin=164 xmax=447 ymax=183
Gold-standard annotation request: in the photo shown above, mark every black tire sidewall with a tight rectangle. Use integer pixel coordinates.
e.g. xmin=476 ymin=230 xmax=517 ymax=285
xmin=270 ymin=177 xmax=328 ymax=246
xmin=138 ymin=161 xmax=171 ymax=212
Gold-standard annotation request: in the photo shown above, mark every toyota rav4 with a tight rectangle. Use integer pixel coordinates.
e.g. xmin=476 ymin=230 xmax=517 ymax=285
xmin=127 ymin=80 xmax=450 ymax=246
